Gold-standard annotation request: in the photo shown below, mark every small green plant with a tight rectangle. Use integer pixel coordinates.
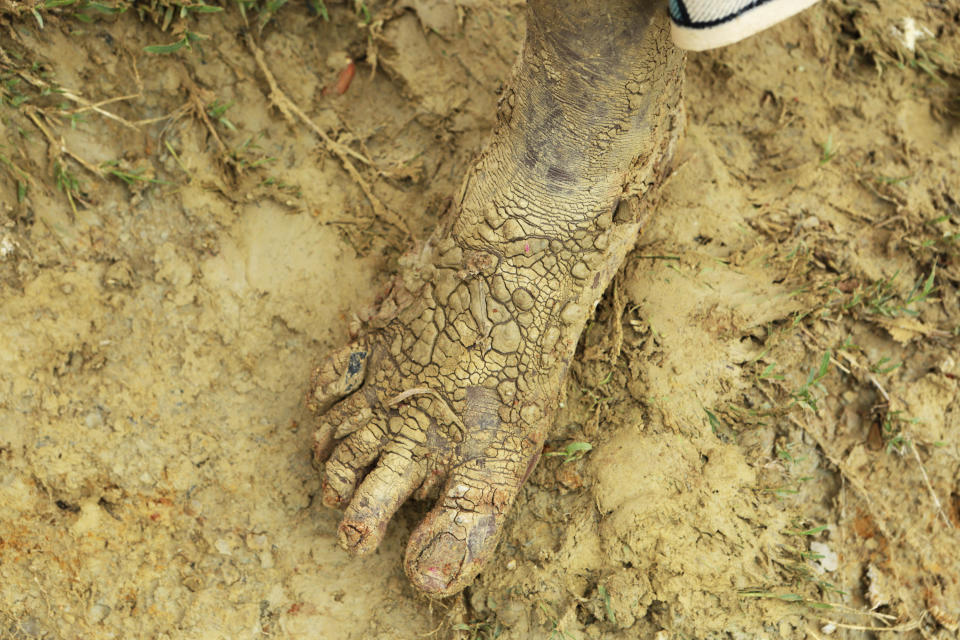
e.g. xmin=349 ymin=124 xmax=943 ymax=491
xmin=230 ymin=135 xmax=276 ymax=170
xmin=356 ymin=1 xmax=371 ymax=23
xmin=100 ymin=160 xmax=166 ymax=186
xmin=758 ymin=361 xmax=785 ymax=381
xmin=177 ymin=0 xmax=223 ymax=17
xmin=546 ymin=441 xmax=592 ymax=464
xmin=856 ymin=266 xmax=937 ymax=318
xmin=819 ymin=133 xmax=838 ymax=165
xmin=765 ymin=485 xmax=800 ymax=497
xmin=902 ymin=263 xmax=937 ymax=311
xmin=452 ymin=621 xmax=502 ymax=639
xmin=702 ymin=406 xmax=736 ymax=442
xmin=54 ymin=160 xmax=83 ymax=215
xmin=39 ymin=0 xmax=127 ymax=24
xmin=764 ymin=442 xmax=813 ymax=497
xmin=207 ymin=99 xmax=237 ymax=131
xmin=780 ymin=554 xmax=847 ymax=597
xmin=870 ymin=356 xmax=902 ymax=375
xmin=783 ymin=523 xmax=827 ymax=536
xmin=775 ymin=443 xmax=807 ymax=465
xmin=597 ymin=584 xmax=617 ymax=626
xmin=790 ymin=350 xmax=831 ymax=412
xmin=1 ymin=73 xmax=30 ymax=107
xmin=838 ymin=335 xmax=859 ymax=352
xmin=874 ymin=174 xmax=912 ymax=186
xmin=537 ymin=602 xmax=577 ymax=640
xmin=704 ymin=408 xmax=722 ymax=435
xmin=259 ymin=0 xmax=289 ymax=29
xmin=164 ymin=140 xmax=191 ymax=176
xmin=880 ymin=410 xmax=917 ymax=455
xmin=64 ymin=108 xmax=88 ymax=129
xmin=791 ymin=309 xmax=811 ymax=327
xmin=0 ymin=153 xmax=31 ymax=203
xmin=739 ymin=589 xmax=832 ymax=610
xmin=144 ymin=30 xmax=208 ymax=55
xmin=308 ymin=0 xmax=329 ymax=20
xmin=580 ymin=386 xmax=604 ymax=411
xmin=234 ymin=0 xmax=257 ymax=20
xmin=260 ymin=176 xmax=303 ymax=198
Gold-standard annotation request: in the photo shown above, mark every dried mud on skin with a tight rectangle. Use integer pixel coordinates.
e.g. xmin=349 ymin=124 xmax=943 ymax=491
xmin=0 ymin=0 xmax=958 ymax=638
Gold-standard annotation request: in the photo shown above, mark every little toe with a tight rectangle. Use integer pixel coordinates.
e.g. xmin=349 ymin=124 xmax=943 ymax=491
xmin=308 ymin=342 xmax=369 ymax=415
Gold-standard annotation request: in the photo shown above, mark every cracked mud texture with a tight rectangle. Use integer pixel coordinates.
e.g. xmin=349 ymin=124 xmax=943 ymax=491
xmin=1 ymin=0 xmax=959 ymax=638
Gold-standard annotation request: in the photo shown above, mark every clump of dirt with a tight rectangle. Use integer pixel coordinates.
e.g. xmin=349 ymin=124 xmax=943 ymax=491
xmin=1 ymin=0 xmax=957 ymax=638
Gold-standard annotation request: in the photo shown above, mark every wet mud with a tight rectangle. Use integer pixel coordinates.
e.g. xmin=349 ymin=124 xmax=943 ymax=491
xmin=1 ymin=0 xmax=958 ymax=637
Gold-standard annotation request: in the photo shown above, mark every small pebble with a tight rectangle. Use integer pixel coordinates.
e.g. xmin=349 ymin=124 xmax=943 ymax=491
xmin=88 ymin=603 xmax=110 ymax=624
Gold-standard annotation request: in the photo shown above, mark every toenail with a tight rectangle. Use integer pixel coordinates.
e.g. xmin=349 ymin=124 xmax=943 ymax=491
xmin=346 ymin=351 xmax=366 ymax=375
xmin=321 ymin=481 xmax=342 ymax=507
xmin=412 ymin=533 xmax=465 ymax=592
xmin=339 ymin=522 xmax=365 ymax=549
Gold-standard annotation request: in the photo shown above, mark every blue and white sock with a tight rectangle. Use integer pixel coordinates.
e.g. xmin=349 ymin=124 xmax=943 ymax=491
xmin=670 ymin=0 xmax=820 ymax=51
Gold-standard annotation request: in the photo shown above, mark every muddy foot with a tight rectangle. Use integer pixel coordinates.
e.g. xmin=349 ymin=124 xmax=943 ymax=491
xmin=309 ymin=261 xmax=566 ymax=595
xmin=309 ymin=216 xmax=647 ymax=595
xmin=308 ymin=0 xmax=685 ymax=597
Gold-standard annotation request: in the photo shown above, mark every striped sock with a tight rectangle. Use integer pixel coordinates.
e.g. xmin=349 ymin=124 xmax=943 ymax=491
xmin=670 ymin=0 xmax=820 ymax=51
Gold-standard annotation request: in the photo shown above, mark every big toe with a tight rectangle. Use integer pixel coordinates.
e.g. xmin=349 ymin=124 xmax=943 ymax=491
xmin=404 ymin=437 xmax=543 ymax=597
xmin=405 ymin=507 xmax=500 ymax=597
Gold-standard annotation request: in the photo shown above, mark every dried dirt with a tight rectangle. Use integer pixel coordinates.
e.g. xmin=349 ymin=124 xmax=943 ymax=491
xmin=1 ymin=0 xmax=958 ymax=638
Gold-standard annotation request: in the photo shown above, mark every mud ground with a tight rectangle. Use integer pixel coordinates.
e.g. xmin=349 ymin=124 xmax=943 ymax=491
xmin=1 ymin=0 xmax=958 ymax=638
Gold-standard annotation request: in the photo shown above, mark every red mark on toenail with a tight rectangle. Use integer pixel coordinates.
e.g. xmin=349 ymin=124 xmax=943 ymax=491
xmin=321 ymin=480 xmax=342 ymax=508
xmin=413 ymin=532 xmax=465 ymax=592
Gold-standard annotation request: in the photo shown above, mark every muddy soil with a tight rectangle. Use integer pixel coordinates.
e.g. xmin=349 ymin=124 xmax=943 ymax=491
xmin=1 ymin=0 xmax=958 ymax=638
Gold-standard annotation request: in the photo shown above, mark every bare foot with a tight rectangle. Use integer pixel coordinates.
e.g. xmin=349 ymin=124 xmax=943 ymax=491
xmin=308 ymin=0 xmax=685 ymax=597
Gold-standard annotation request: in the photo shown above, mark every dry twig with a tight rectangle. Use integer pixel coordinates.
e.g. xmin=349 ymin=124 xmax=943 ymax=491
xmin=245 ymin=33 xmax=410 ymax=238
xmin=908 ymin=441 xmax=953 ymax=529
